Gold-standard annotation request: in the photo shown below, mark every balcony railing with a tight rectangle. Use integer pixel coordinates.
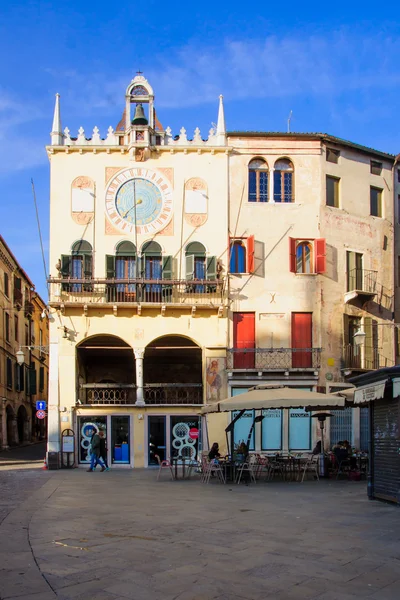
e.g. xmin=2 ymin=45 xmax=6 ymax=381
xmin=227 ymin=348 xmax=322 ymax=370
xmin=80 ymin=384 xmax=136 ymax=405
xmin=78 ymin=383 xmax=203 ymax=405
xmin=342 ymin=345 xmax=394 ymax=371
xmin=144 ymin=384 xmax=203 ymax=405
xmin=48 ymin=278 xmax=226 ymax=308
xmin=346 ymin=269 xmax=377 ymax=294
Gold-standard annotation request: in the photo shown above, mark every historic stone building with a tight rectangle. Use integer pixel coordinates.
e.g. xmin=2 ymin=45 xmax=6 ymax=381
xmin=0 ymin=235 xmax=49 ymax=449
xmin=46 ymin=73 xmax=398 ymax=466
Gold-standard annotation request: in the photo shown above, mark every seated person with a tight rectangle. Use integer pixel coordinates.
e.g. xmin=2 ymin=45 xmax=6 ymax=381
xmin=312 ymin=441 xmax=322 ymax=455
xmin=208 ymin=442 xmax=221 ymax=461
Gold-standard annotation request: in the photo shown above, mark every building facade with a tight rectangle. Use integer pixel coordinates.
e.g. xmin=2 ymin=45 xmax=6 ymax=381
xmin=0 ymin=236 xmax=49 ymax=449
xmin=226 ymin=133 xmax=398 ymax=454
xmin=46 ymin=73 xmax=398 ymax=466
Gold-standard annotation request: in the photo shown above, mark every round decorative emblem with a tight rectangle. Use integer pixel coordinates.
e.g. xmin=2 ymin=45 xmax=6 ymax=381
xmin=105 ymin=167 xmax=173 ymax=235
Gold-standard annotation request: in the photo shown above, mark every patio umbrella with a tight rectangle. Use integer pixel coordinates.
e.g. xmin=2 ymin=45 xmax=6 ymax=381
xmin=201 ymin=385 xmax=346 ymax=414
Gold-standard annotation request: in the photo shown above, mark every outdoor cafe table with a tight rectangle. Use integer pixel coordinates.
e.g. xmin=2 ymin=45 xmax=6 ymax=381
xmin=270 ymin=455 xmax=310 ymax=482
xmin=170 ymin=456 xmax=193 ymax=480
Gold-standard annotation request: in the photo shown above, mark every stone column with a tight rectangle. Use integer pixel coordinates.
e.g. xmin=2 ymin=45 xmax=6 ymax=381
xmin=134 ymin=348 xmax=145 ymax=406
xmin=269 ymin=168 xmax=275 ymax=203
xmin=1 ymin=401 xmax=8 ymax=450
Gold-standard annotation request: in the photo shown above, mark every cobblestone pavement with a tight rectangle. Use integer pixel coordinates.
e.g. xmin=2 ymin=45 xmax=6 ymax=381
xmin=0 ymin=468 xmax=399 ymax=600
xmin=0 ymin=442 xmax=51 ymax=525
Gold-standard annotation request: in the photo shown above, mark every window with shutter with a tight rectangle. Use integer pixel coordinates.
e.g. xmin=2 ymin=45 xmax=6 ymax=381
xmin=229 ymin=240 xmax=247 ymax=274
xmin=6 ymin=358 xmax=12 ymax=389
xmin=39 ymin=366 xmax=44 ymax=392
xmin=162 ymin=256 xmax=173 ymax=280
xmin=289 ymin=238 xmax=326 ymax=274
xmin=28 ymin=364 xmax=37 ymax=396
xmin=206 ymin=257 xmax=216 ymax=280
xmin=315 ymin=239 xmax=326 ymax=273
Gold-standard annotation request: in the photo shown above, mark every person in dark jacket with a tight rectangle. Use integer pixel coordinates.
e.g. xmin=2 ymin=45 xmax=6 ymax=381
xmin=99 ymin=430 xmax=110 ymax=470
xmin=208 ymin=442 xmax=221 ymax=461
xmin=87 ymin=429 xmax=107 ymax=472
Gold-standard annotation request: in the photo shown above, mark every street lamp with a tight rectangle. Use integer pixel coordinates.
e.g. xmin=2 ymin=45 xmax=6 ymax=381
xmin=16 ymin=345 xmax=49 ymax=365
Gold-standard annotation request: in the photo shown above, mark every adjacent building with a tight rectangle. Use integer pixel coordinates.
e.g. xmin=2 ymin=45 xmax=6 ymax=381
xmin=0 ymin=236 xmax=49 ymax=449
xmin=46 ymin=73 xmax=399 ymax=467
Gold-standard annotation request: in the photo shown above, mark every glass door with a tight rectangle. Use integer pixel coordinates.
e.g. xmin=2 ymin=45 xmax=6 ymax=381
xmin=148 ymin=416 xmax=166 ymax=465
xmin=78 ymin=416 xmax=107 ymax=464
xmin=170 ymin=416 xmax=200 ymax=461
xmin=111 ymin=416 xmax=130 ymax=464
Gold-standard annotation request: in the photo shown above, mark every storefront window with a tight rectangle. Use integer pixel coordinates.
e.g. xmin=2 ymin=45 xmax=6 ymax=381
xmin=170 ymin=416 xmax=200 ymax=460
xmin=78 ymin=416 xmax=107 ymax=463
xmin=289 ymin=408 xmax=311 ymax=450
xmin=111 ymin=416 xmax=130 ymax=464
xmin=148 ymin=416 xmax=166 ymax=465
xmin=261 ymin=409 xmax=282 ymax=450
xmin=232 ymin=410 xmax=255 ymax=450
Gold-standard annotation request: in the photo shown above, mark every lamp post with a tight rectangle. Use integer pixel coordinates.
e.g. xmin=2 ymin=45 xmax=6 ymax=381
xmin=16 ymin=346 xmax=49 ymax=365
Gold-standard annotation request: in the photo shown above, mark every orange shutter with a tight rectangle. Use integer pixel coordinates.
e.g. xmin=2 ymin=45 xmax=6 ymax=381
xmin=247 ymin=235 xmax=255 ymax=273
xmin=315 ymin=238 xmax=326 ymax=273
xmin=289 ymin=237 xmax=296 ymax=272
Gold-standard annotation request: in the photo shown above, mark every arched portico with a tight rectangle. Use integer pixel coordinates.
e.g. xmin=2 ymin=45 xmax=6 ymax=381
xmin=6 ymin=405 xmax=17 ymax=446
xmin=17 ymin=405 xmax=29 ymax=443
xmin=144 ymin=335 xmax=202 ymax=404
xmin=77 ymin=335 xmax=135 ymax=405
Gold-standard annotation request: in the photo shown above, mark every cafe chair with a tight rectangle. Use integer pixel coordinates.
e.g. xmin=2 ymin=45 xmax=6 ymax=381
xmin=203 ymin=459 xmax=226 ymax=484
xmin=301 ymin=454 xmax=319 ymax=482
xmin=155 ymin=454 xmax=174 ymax=481
xmin=236 ymin=460 xmax=257 ymax=485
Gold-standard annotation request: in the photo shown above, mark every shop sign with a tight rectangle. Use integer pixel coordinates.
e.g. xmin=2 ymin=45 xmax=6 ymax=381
xmin=189 ymin=428 xmax=199 ymax=440
xmin=62 ymin=436 xmax=74 ymax=453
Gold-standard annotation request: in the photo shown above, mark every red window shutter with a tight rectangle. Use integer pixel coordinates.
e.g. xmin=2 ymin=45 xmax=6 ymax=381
xmin=289 ymin=237 xmax=296 ymax=273
xmin=315 ymin=238 xmax=326 ymax=273
xmin=247 ymin=235 xmax=255 ymax=273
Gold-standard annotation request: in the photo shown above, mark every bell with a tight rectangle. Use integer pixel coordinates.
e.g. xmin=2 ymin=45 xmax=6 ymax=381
xmin=131 ymin=103 xmax=148 ymax=126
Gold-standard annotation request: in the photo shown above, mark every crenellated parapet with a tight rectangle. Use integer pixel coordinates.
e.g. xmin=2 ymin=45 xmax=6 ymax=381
xmin=61 ymin=125 xmax=120 ymax=146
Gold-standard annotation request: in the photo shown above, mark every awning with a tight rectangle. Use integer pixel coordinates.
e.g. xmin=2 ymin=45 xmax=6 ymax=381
xmin=353 ymin=380 xmax=387 ymax=404
xmin=201 ymin=386 xmax=346 ymax=414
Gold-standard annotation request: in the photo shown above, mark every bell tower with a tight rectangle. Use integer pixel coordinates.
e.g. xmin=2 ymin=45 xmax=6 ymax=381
xmin=121 ymin=72 xmax=164 ymax=153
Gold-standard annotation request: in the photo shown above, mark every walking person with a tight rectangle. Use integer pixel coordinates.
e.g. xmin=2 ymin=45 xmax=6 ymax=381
xmin=87 ymin=428 xmax=107 ymax=472
xmin=99 ymin=430 xmax=110 ymax=470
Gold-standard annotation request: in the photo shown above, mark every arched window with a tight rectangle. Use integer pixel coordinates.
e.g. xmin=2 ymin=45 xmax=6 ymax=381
xmin=185 ymin=242 xmax=206 ymax=280
xmin=141 ymin=241 xmax=172 ymax=301
xmin=248 ymin=159 xmax=268 ymax=202
xmin=62 ymin=240 xmax=93 ymax=292
xmin=230 ymin=241 xmax=247 ymax=274
xmin=296 ymin=242 xmax=312 ymax=274
xmin=115 ymin=242 xmax=136 ymax=297
xmin=274 ymin=158 xmax=294 ymax=203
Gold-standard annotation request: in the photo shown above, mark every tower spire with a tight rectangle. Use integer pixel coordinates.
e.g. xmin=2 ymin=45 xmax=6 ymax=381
xmin=216 ymin=94 xmax=226 ymax=145
xmin=50 ymin=93 xmax=63 ymax=145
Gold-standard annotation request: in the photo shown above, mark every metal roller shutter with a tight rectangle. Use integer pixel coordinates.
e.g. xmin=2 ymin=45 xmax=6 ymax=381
xmin=373 ymin=398 xmax=400 ymax=504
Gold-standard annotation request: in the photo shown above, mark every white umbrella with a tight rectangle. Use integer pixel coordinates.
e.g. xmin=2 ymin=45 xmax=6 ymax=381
xmin=201 ymin=385 xmax=346 ymax=414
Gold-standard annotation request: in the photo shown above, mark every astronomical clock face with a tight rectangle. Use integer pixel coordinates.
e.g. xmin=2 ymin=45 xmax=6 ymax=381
xmin=105 ymin=168 xmax=173 ymax=234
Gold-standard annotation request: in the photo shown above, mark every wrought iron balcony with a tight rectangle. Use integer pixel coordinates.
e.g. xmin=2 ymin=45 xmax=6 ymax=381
xmin=78 ymin=383 xmax=203 ymax=405
xmin=79 ymin=384 xmax=136 ymax=405
xmin=48 ymin=278 xmax=226 ymax=311
xmin=144 ymin=384 xmax=203 ymax=405
xmin=227 ymin=348 xmax=322 ymax=370
xmin=342 ymin=345 xmax=394 ymax=371
xmin=345 ymin=269 xmax=377 ymax=305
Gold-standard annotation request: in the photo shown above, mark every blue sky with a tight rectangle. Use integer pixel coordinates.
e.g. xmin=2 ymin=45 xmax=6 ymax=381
xmin=1 ymin=1 xmax=399 ymax=299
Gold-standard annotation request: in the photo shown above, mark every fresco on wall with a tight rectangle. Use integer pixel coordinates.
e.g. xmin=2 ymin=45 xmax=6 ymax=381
xmin=206 ymin=357 xmax=226 ymax=402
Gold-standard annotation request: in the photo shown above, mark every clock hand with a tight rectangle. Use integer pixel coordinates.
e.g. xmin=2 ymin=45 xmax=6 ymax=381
xmin=122 ymin=198 xmax=143 ymax=218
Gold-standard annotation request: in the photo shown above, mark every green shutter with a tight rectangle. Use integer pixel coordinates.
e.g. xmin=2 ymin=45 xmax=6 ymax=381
xmin=39 ymin=366 xmax=44 ymax=392
xmin=29 ymin=365 xmax=37 ymax=396
xmin=106 ymin=255 xmax=116 ymax=279
xmin=84 ymin=254 xmax=92 ymax=278
xmin=140 ymin=254 xmax=147 ymax=277
xmin=206 ymin=256 xmax=217 ymax=280
xmin=186 ymin=255 xmax=195 ymax=280
xmin=61 ymin=255 xmax=71 ymax=278
xmin=343 ymin=314 xmax=350 ymax=346
xmin=162 ymin=256 xmax=173 ymax=280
